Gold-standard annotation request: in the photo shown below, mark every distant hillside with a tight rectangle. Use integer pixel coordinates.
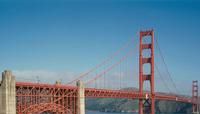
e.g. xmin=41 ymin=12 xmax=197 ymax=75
xmin=86 ymin=98 xmax=192 ymax=113
xmin=86 ymin=98 xmax=138 ymax=113
xmin=85 ymin=88 xmax=197 ymax=114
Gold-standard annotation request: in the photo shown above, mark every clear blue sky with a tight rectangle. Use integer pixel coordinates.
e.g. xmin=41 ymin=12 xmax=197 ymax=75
xmin=0 ymin=1 xmax=200 ymax=93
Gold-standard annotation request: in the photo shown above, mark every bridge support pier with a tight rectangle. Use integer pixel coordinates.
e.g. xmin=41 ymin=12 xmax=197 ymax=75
xmin=76 ymin=80 xmax=85 ymax=114
xmin=0 ymin=70 xmax=16 ymax=114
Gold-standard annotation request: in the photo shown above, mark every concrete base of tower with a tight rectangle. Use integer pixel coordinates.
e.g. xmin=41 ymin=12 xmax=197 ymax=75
xmin=0 ymin=70 xmax=16 ymax=114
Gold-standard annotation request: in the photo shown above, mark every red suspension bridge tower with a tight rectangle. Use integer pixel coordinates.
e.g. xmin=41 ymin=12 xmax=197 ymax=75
xmin=139 ymin=30 xmax=155 ymax=114
xmin=193 ymin=80 xmax=199 ymax=114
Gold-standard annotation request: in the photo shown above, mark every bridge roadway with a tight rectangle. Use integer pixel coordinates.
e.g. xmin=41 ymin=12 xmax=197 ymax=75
xmin=16 ymin=82 xmax=194 ymax=104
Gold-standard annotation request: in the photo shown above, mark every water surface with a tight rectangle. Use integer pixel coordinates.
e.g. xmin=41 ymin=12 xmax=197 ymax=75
xmin=86 ymin=111 xmax=186 ymax=114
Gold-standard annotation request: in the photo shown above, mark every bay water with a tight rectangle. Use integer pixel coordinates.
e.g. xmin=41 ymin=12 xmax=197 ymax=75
xmin=86 ymin=111 xmax=186 ymax=114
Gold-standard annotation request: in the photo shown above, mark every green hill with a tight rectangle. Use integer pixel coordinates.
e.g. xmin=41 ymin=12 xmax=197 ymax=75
xmin=86 ymin=98 xmax=192 ymax=113
xmin=85 ymin=88 xmax=197 ymax=113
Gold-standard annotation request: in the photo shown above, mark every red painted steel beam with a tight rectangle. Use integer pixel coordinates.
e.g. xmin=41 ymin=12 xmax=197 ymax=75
xmin=16 ymin=82 xmax=193 ymax=103
xmin=16 ymin=82 xmax=77 ymax=90
xmin=85 ymin=88 xmax=143 ymax=99
xmin=16 ymin=82 xmax=195 ymax=114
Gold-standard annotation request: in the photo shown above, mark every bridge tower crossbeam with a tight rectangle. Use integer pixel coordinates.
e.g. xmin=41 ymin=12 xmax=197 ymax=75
xmin=139 ymin=30 xmax=155 ymax=114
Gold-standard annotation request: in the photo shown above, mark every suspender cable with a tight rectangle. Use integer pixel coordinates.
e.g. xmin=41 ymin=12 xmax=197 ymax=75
xmin=86 ymin=48 xmax=135 ymax=86
xmin=155 ymin=37 xmax=179 ymax=94
xmin=155 ymin=63 xmax=172 ymax=93
xmin=67 ymin=38 xmax=134 ymax=85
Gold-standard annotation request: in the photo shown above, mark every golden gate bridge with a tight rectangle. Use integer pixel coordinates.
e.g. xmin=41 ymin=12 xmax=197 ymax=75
xmin=0 ymin=30 xmax=199 ymax=114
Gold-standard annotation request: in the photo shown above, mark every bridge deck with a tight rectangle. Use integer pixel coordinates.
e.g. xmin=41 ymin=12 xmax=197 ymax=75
xmin=16 ymin=82 xmax=194 ymax=104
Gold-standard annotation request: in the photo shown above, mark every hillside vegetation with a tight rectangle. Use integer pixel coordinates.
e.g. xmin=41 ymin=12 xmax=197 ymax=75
xmin=85 ymin=88 xmax=199 ymax=114
xmin=86 ymin=98 xmax=193 ymax=113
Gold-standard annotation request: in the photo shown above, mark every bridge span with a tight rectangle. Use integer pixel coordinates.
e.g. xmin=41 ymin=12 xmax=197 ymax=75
xmin=0 ymin=30 xmax=199 ymax=114
xmin=0 ymin=73 xmax=198 ymax=114
xmin=16 ymin=81 xmax=193 ymax=103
